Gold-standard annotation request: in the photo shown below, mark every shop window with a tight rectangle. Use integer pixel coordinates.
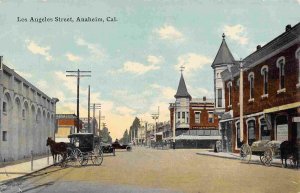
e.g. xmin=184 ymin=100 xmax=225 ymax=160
xmin=247 ymin=120 xmax=256 ymax=146
xmin=2 ymin=131 xmax=7 ymax=141
xmin=177 ymin=112 xmax=180 ymax=119
xmin=260 ymin=118 xmax=270 ymax=140
xmin=276 ymin=115 xmax=288 ymax=141
xmin=236 ymin=122 xmax=242 ymax=148
xmin=22 ymin=109 xmax=25 ymax=120
xmin=236 ymin=78 xmax=240 ymax=103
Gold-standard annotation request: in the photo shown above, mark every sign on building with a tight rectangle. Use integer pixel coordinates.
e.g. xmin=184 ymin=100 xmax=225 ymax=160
xmin=276 ymin=124 xmax=288 ymax=141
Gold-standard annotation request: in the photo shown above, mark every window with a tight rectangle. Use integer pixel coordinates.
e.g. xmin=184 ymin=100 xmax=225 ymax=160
xmin=276 ymin=57 xmax=285 ymax=90
xmin=208 ymin=112 xmax=214 ymax=123
xmin=236 ymin=122 xmax=242 ymax=148
xmin=260 ymin=118 xmax=270 ymax=140
xmin=3 ymin=102 xmax=7 ymax=113
xmin=2 ymin=131 xmax=7 ymax=141
xmin=261 ymin=66 xmax=268 ymax=95
xmin=296 ymin=48 xmax=300 ymax=86
xmin=247 ymin=120 xmax=256 ymax=146
xmin=248 ymin=72 xmax=254 ymax=100
xmin=227 ymin=82 xmax=232 ymax=107
xmin=22 ymin=109 xmax=25 ymax=120
xmin=195 ymin=112 xmax=200 ymax=124
xmin=177 ymin=112 xmax=180 ymax=119
xmin=217 ymin=89 xmax=222 ymax=107
xmin=182 ymin=112 xmax=185 ymax=119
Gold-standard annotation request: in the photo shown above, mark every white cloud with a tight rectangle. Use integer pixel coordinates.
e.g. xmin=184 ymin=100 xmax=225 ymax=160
xmin=26 ymin=40 xmax=53 ymax=61
xmin=155 ymin=25 xmax=184 ymax=41
xmin=187 ymin=86 xmax=213 ymax=98
xmin=297 ymin=0 xmax=300 ymax=4
xmin=147 ymin=55 xmax=164 ymax=65
xmin=175 ymin=53 xmax=212 ymax=75
xmin=76 ymin=37 xmax=104 ymax=59
xmin=66 ymin=52 xmax=82 ymax=62
xmin=122 ymin=61 xmax=160 ymax=75
xmin=223 ymin=24 xmax=248 ymax=45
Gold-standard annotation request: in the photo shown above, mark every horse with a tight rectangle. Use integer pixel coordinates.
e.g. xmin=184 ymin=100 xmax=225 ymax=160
xmin=280 ymin=140 xmax=298 ymax=168
xmin=46 ymin=137 xmax=68 ymax=164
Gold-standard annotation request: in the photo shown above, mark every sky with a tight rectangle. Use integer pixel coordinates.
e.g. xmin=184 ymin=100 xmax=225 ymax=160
xmin=0 ymin=0 xmax=299 ymax=139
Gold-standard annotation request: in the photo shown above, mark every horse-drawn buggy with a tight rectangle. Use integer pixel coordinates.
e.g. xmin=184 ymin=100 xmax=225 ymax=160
xmin=240 ymin=140 xmax=298 ymax=168
xmin=47 ymin=133 xmax=103 ymax=167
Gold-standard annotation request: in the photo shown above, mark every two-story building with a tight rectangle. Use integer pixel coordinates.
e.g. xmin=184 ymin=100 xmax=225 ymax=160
xmin=169 ymin=72 xmax=220 ymax=148
xmin=220 ymin=23 xmax=300 ymax=153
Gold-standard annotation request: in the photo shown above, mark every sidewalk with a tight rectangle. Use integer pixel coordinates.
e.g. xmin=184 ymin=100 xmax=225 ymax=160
xmin=197 ymin=150 xmax=282 ymax=165
xmin=0 ymin=156 xmax=53 ymax=183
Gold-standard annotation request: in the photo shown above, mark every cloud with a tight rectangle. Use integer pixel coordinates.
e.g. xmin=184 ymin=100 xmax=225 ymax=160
xmin=187 ymin=86 xmax=213 ymax=98
xmin=76 ymin=37 xmax=104 ymax=59
xmin=121 ymin=61 xmax=160 ymax=75
xmin=174 ymin=53 xmax=212 ymax=75
xmin=297 ymin=0 xmax=300 ymax=4
xmin=223 ymin=24 xmax=248 ymax=45
xmin=66 ymin=52 xmax=82 ymax=62
xmin=155 ymin=25 xmax=184 ymax=41
xmin=147 ymin=55 xmax=164 ymax=65
xmin=26 ymin=40 xmax=53 ymax=61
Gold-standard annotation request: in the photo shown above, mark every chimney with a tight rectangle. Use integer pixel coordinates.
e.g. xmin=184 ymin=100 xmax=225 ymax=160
xmin=286 ymin=24 xmax=292 ymax=32
xmin=203 ymin=96 xmax=206 ymax=101
xmin=256 ymin=45 xmax=261 ymax=50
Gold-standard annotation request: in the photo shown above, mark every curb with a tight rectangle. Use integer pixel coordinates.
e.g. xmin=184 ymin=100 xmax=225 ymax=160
xmin=196 ymin=152 xmax=241 ymax=161
xmin=0 ymin=164 xmax=54 ymax=185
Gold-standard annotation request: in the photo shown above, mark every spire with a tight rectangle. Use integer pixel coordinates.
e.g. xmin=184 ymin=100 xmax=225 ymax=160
xmin=174 ymin=71 xmax=191 ymax=99
xmin=211 ymin=33 xmax=235 ymax=68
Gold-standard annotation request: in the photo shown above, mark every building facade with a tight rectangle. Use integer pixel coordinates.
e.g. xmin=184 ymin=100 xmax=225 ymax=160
xmin=169 ymin=73 xmax=220 ymax=148
xmin=0 ymin=63 xmax=58 ymax=161
xmin=220 ymin=23 xmax=300 ymax=152
xmin=55 ymin=114 xmax=78 ymax=143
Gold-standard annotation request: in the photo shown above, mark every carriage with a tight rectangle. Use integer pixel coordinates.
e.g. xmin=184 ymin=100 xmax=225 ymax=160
xmin=61 ymin=133 xmax=103 ymax=167
xmin=240 ymin=140 xmax=282 ymax=166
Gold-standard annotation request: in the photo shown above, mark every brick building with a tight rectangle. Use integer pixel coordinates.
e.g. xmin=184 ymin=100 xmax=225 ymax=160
xmin=169 ymin=72 xmax=220 ymax=148
xmin=219 ymin=23 xmax=300 ymax=152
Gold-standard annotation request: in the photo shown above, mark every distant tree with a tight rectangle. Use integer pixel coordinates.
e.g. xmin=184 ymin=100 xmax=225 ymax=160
xmin=100 ymin=127 xmax=112 ymax=143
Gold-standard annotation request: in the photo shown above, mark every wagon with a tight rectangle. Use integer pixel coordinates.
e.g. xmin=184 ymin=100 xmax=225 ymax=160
xmin=63 ymin=133 xmax=103 ymax=166
xmin=240 ymin=140 xmax=281 ymax=166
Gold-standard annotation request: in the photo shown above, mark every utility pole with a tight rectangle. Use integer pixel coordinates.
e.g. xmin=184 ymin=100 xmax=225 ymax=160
xmin=238 ymin=60 xmax=244 ymax=143
xmin=90 ymin=103 xmax=101 ymax=135
xmin=88 ymin=85 xmax=90 ymax=133
xmin=66 ymin=69 xmax=91 ymax=133
xmin=99 ymin=111 xmax=105 ymax=136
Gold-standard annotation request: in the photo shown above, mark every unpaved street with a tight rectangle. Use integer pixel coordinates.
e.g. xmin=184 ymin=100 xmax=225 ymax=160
xmin=2 ymin=147 xmax=299 ymax=193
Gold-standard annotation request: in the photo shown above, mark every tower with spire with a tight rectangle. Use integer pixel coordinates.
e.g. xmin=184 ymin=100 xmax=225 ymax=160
xmin=174 ymin=66 xmax=191 ymax=129
xmin=211 ymin=33 xmax=235 ymax=114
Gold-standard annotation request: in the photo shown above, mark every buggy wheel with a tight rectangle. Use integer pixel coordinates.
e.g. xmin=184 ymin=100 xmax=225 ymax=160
xmin=262 ymin=148 xmax=273 ymax=167
xmin=80 ymin=154 xmax=89 ymax=166
xmin=72 ymin=148 xmax=83 ymax=166
xmin=240 ymin=144 xmax=251 ymax=163
xmin=126 ymin=146 xmax=132 ymax=151
xmin=93 ymin=151 xmax=103 ymax=166
xmin=288 ymin=155 xmax=297 ymax=168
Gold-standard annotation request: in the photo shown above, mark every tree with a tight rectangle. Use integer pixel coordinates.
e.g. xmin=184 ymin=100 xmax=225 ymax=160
xmin=128 ymin=117 xmax=140 ymax=141
xmin=100 ymin=127 xmax=112 ymax=143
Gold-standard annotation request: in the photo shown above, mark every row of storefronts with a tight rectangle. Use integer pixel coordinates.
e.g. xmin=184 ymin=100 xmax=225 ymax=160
xmin=217 ymin=23 xmax=300 ymax=152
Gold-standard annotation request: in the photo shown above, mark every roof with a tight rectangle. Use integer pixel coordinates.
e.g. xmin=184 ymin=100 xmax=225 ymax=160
xmin=174 ymin=73 xmax=191 ymax=99
xmin=211 ymin=34 xmax=235 ymax=68
xmin=222 ymin=22 xmax=300 ymax=81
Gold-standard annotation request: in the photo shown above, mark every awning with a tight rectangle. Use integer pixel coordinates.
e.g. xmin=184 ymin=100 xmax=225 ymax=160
xmin=174 ymin=135 xmax=221 ymax=140
xmin=263 ymin=102 xmax=300 ymax=114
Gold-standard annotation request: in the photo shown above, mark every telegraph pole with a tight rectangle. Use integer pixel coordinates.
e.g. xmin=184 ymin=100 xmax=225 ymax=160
xmin=238 ymin=60 xmax=244 ymax=143
xmin=66 ymin=69 xmax=91 ymax=133
xmin=90 ymin=103 xmax=101 ymax=135
xmin=88 ymin=85 xmax=90 ymax=133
